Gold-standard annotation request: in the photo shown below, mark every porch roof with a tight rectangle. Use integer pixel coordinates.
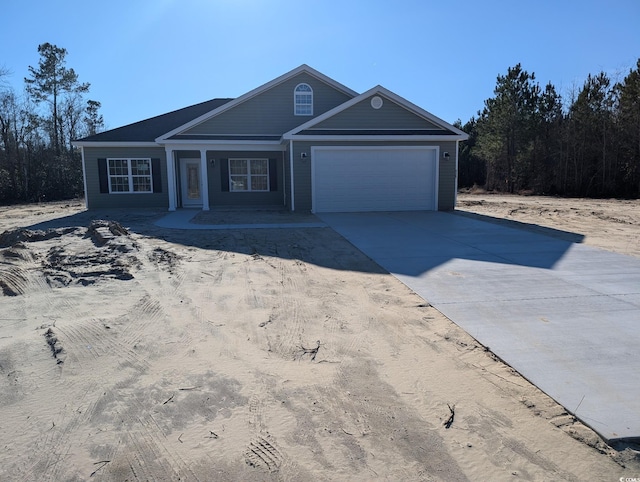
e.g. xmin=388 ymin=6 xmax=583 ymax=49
xmin=74 ymin=98 xmax=233 ymax=143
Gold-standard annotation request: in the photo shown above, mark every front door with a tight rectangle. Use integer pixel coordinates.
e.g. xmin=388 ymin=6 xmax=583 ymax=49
xmin=180 ymin=159 xmax=202 ymax=207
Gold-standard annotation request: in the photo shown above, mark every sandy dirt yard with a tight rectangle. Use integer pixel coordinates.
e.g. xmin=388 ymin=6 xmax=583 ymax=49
xmin=0 ymin=198 xmax=639 ymax=481
xmin=457 ymin=192 xmax=640 ymax=259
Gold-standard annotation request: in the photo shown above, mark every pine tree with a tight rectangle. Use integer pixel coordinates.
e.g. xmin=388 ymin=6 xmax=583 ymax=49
xmin=614 ymin=59 xmax=640 ymax=196
xmin=24 ymin=43 xmax=89 ymax=156
xmin=476 ymin=64 xmax=540 ymax=192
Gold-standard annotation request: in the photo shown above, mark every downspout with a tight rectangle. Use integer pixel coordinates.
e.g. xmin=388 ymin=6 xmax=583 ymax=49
xmin=289 ymin=140 xmax=295 ymax=211
xmin=80 ymin=146 xmax=88 ymax=209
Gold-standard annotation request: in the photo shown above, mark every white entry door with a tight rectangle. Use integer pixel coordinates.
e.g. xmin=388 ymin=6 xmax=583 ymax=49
xmin=180 ymin=159 xmax=202 ymax=207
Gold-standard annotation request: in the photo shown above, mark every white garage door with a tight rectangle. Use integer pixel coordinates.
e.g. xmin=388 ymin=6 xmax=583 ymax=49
xmin=312 ymin=147 xmax=438 ymax=213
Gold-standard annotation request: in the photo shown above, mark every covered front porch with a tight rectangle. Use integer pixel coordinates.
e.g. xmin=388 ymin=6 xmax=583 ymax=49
xmin=163 ymin=144 xmax=288 ymax=211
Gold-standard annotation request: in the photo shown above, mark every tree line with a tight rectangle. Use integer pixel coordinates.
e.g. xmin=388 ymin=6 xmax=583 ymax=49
xmin=0 ymin=43 xmax=103 ymax=203
xmin=457 ymin=60 xmax=640 ymax=198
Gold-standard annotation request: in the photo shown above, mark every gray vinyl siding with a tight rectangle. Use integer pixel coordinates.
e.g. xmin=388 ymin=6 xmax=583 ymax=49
xmin=435 ymin=140 xmax=457 ymax=210
xmin=182 ymin=73 xmax=353 ymax=136
xmin=291 ymin=140 xmax=458 ymax=212
xmin=83 ymin=147 xmax=168 ymax=209
xmin=205 ymin=150 xmax=285 ymax=207
xmin=312 ymin=95 xmax=443 ymax=130
xmin=291 ymin=141 xmax=313 ymax=212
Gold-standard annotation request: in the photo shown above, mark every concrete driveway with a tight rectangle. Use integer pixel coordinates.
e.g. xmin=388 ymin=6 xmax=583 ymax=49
xmin=319 ymin=211 xmax=640 ymax=442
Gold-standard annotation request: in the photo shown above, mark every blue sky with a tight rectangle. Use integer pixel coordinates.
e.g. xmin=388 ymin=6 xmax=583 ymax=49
xmin=1 ymin=0 xmax=639 ymax=130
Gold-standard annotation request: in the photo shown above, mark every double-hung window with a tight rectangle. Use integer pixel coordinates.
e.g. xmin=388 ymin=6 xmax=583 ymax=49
xmin=107 ymin=158 xmax=152 ymax=193
xmin=229 ymin=159 xmax=269 ymax=192
xmin=294 ymin=83 xmax=313 ymax=116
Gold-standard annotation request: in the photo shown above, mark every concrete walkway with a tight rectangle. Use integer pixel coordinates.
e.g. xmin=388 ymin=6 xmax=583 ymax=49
xmin=155 ymin=209 xmax=327 ymax=230
xmin=319 ymin=211 xmax=640 ymax=442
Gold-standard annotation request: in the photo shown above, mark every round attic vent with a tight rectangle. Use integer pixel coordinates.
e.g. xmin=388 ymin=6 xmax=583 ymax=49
xmin=370 ymin=96 xmax=383 ymax=109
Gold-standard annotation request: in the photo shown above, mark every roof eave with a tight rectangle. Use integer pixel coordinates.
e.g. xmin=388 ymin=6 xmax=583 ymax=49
xmin=72 ymin=141 xmax=161 ymax=148
xmin=161 ymin=139 xmax=283 ymax=146
xmin=283 ymin=134 xmax=469 ymax=142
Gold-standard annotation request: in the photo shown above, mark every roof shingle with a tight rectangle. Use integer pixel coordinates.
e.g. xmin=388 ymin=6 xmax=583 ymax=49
xmin=75 ymin=98 xmax=234 ymax=143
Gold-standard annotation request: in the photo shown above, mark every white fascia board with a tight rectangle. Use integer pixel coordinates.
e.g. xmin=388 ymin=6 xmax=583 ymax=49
xmin=72 ymin=141 xmax=161 ymax=148
xmin=284 ymin=135 xmax=467 ymax=142
xmin=168 ymin=133 xmax=280 ymax=138
xmin=282 ymin=85 xmax=469 ymax=140
xmin=295 ymin=64 xmax=358 ymax=97
xmin=156 ymin=64 xmax=359 ymax=143
xmin=162 ymin=140 xmax=284 ymax=149
xmin=75 ymin=139 xmax=285 ymax=151
xmin=163 ymin=142 xmax=285 ymax=152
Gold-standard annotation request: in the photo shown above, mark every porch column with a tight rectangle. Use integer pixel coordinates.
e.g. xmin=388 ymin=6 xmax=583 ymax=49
xmin=289 ymin=140 xmax=295 ymax=211
xmin=165 ymin=147 xmax=177 ymax=211
xmin=200 ymin=149 xmax=210 ymax=211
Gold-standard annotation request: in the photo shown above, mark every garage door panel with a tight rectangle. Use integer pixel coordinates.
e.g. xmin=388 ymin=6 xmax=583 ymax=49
xmin=313 ymin=147 xmax=437 ymax=213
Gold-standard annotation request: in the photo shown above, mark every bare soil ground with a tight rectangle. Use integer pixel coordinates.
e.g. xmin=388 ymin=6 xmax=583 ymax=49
xmin=0 ymin=198 xmax=638 ymax=481
xmin=457 ymin=191 xmax=640 ymax=258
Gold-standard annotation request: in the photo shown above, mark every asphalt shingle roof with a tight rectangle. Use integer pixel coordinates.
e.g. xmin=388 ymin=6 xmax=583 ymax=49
xmin=75 ymin=98 xmax=234 ymax=143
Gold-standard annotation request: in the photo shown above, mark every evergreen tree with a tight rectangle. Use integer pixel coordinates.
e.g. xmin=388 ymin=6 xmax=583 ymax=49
xmin=456 ymin=117 xmax=485 ymax=188
xmin=614 ymin=60 xmax=640 ymax=196
xmin=24 ymin=43 xmax=89 ymax=156
xmin=84 ymin=100 xmax=104 ymax=136
xmin=475 ymin=64 xmax=541 ymax=192
xmin=0 ymin=43 xmax=103 ymax=202
xmin=567 ymin=72 xmax=615 ymax=195
xmin=535 ymin=82 xmax=564 ymax=193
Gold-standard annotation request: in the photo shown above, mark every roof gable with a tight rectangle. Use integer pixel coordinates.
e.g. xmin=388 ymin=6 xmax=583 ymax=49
xmin=157 ymin=65 xmax=358 ymax=141
xmin=312 ymin=94 xmax=442 ymax=130
xmin=284 ymin=86 xmax=468 ymax=140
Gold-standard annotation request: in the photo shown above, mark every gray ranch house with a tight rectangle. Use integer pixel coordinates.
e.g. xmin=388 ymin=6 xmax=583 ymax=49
xmin=74 ymin=65 xmax=468 ymax=213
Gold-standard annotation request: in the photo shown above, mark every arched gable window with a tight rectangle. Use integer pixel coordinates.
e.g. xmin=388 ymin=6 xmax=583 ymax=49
xmin=294 ymin=83 xmax=313 ymax=116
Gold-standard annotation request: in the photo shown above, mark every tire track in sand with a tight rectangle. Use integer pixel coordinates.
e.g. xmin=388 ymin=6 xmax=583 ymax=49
xmin=116 ymin=400 xmax=202 ymax=481
xmin=55 ymin=319 xmax=150 ymax=373
xmin=24 ymin=379 xmax=102 ymax=482
xmin=118 ymin=294 xmax=165 ymax=348
xmin=0 ymin=265 xmax=30 ymax=296
xmin=264 ymin=259 xmax=305 ymax=360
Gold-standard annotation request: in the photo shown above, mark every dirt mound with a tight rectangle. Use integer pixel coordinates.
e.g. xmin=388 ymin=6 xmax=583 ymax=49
xmin=43 ymin=244 xmax=136 ymax=287
xmin=44 ymin=221 xmax=139 ymax=287
xmin=87 ymin=220 xmax=131 ymax=247
xmin=0 ymin=227 xmax=78 ymax=248
xmin=0 ymin=266 xmax=29 ymax=296
xmin=1 ymin=243 xmax=36 ymax=262
xmin=148 ymin=247 xmax=181 ymax=271
xmin=0 ymin=220 xmax=142 ymax=293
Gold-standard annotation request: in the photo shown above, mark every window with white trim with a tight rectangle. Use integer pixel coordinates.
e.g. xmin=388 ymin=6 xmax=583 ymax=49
xmin=108 ymin=158 xmax=152 ymax=193
xmin=294 ymin=83 xmax=313 ymax=116
xmin=229 ymin=159 xmax=269 ymax=192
